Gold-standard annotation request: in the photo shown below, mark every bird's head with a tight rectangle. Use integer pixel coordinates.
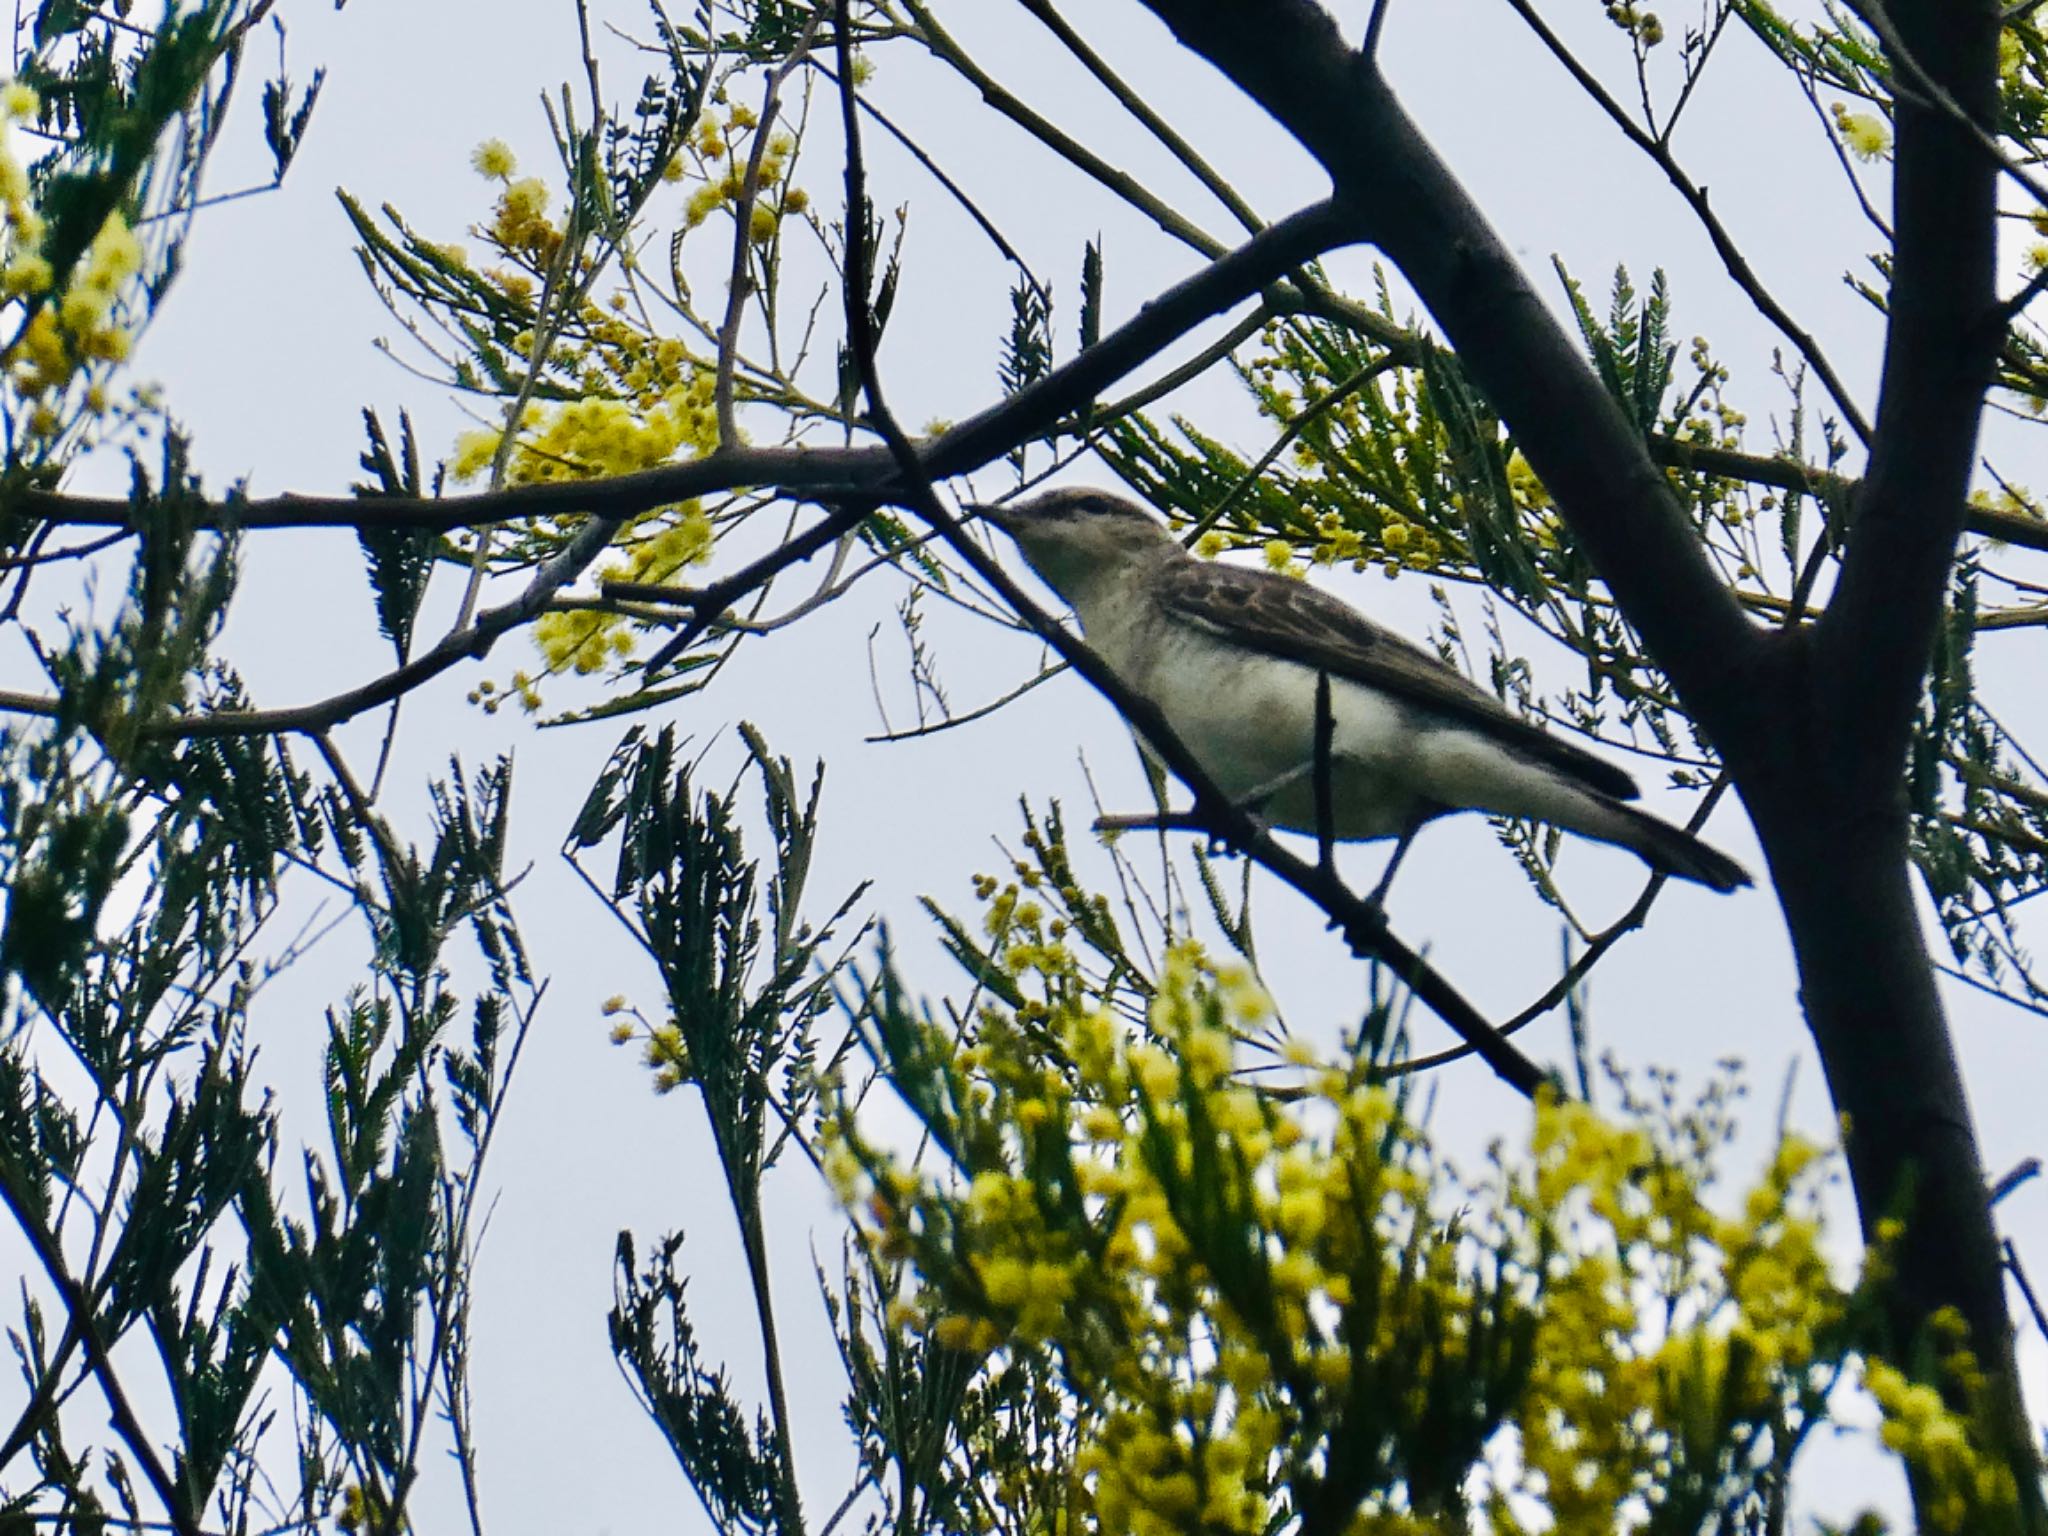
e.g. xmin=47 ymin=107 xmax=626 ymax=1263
xmin=974 ymin=487 xmax=1180 ymax=607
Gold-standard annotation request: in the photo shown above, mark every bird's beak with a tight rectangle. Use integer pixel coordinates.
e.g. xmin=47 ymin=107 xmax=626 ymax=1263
xmin=968 ymin=501 xmax=1022 ymax=534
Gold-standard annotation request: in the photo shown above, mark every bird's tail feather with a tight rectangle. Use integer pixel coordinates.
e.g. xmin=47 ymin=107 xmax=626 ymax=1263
xmin=1602 ymin=801 xmax=1751 ymax=892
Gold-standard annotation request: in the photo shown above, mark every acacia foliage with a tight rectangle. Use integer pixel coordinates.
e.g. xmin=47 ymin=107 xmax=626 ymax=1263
xmin=0 ymin=1 xmax=2043 ymax=1534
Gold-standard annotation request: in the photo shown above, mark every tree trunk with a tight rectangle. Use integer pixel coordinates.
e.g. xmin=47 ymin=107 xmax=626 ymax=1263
xmin=1735 ymin=634 xmax=2039 ymax=1512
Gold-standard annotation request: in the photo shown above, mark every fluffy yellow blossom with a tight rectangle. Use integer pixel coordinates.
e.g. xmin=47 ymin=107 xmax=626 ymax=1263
xmin=501 ymin=177 xmax=548 ymax=222
xmin=1833 ymin=104 xmax=1891 ymax=162
xmin=2 ymin=255 xmax=51 ymax=296
xmin=684 ymin=183 xmax=724 ymax=228
xmin=83 ymin=212 xmax=143 ymax=289
xmin=449 ymin=429 xmax=501 ymax=482
xmin=470 ymin=138 xmax=518 ymax=180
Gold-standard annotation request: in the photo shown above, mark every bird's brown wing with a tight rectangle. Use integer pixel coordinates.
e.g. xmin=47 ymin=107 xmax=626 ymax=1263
xmin=1154 ymin=559 xmax=1640 ymax=801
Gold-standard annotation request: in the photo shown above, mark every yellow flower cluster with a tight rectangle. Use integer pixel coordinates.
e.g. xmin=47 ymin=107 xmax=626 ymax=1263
xmin=680 ymin=104 xmax=805 ymax=240
xmin=450 ymin=366 xmax=718 ymax=681
xmin=608 ymin=1012 xmax=695 ymax=1094
xmin=1864 ymin=1320 xmax=2022 ymax=1533
xmin=454 ymin=376 xmax=719 ymax=677
xmin=464 ymin=136 xmax=555 ymax=258
xmin=1604 ymin=1 xmax=1665 ymax=46
xmin=453 ymin=379 xmax=719 ymax=488
xmin=1240 ymin=327 xmax=1464 ymax=580
xmin=532 ymin=498 xmax=714 ymax=677
xmin=445 ymin=129 xmax=761 ymax=701
xmin=0 ymin=83 xmax=144 ymax=441
xmin=837 ymin=937 xmax=1465 ymax=1536
xmin=1504 ymin=449 xmax=1551 ymax=513
xmin=829 ymin=890 xmax=2026 ymax=1535
xmin=0 ymin=83 xmax=48 ymax=295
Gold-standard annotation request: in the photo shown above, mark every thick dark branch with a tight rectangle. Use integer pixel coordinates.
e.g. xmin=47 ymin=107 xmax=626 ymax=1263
xmin=8 ymin=201 xmax=1348 ymax=538
xmin=0 ymin=202 xmax=1353 ymax=737
xmin=1819 ymin=0 xmax=2005 ymax=755
xmin=1134 ymin=0 xmax=1766 ymax=748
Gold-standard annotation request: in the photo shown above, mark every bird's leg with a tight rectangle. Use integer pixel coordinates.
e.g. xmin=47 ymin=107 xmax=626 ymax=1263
xmin=1364 ymin=817 xmax=1429 ymax=911
xmin=1096 ymin=734 xmax=1353 ymax=853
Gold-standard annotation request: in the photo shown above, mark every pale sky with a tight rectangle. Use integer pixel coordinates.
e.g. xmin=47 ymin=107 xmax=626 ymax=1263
xmin=31 ymin=0 xmax=2046 ymax=1531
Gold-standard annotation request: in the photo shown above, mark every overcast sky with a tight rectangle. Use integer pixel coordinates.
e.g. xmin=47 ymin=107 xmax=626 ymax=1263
xmin=25 ymin=1 xmax=2047 ymax=1531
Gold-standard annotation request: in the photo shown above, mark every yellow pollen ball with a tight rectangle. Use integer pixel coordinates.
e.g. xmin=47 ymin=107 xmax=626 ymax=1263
xmin=471 ymin=139 xmax=518 ymax=180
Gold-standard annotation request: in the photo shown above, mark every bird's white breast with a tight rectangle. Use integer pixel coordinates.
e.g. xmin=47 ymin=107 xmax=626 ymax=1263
xmin=1079 ymin=599 xmax=1432 ymax=840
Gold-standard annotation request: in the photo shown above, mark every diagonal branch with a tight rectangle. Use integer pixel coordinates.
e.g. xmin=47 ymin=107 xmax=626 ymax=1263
xmin=1133 ymin=0 xmax=1765 ymax=748
xmin=833 ymin=20 xmax=1548 ymax=1099
xmin=0 ymin=1170 xmax=202 ymax=1536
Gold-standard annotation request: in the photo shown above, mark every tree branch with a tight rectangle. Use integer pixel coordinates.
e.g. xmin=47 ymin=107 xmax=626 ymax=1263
xmin=0 ymin=1172 xmax=201 ymax=1536
xmin=1646 ymin=437 xmax=2048 ymax=556
xmin=10 ymin=200 xmax=1348 ymax=539
xmin=1818 ymin=0 xmax=2003 ymax=770
xmin=1498 ymin=0 xmax=1872 ymax=444
xmin=833 ymin=29 xmax=1548 ymax=1099
xmin=1133 ymin=0 xmax=1767 ymax=747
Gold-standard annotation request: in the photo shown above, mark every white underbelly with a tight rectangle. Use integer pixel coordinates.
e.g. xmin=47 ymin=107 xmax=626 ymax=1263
xmin=1113 ymin=624 xmax=1434 ymax=841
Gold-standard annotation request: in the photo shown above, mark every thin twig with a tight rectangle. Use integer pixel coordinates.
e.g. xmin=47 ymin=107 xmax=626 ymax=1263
xmin=1013 ymin=0 xmax=1265 ymax=236
xmin=901 ymin=0 xmax=1231 ymax=259
xmin=807 ymin=58 xmax=1050 ymax=307
xmin=1186 ymin=352 xmax=1399 ymax=545
xmin=0 ymin=1171 xmax=201 ymax=1536
xmin=1499 ymin=0 xmax=1872 ymax=444
xmin=2003 ymin=1239 xmax=2048 ymax=1343
xmin=1383 ymin=774 xmax=1734 ymax=1076
xmin=716 ymin=14 xmax=828 ymax=444
xmin=865 ymin=662 xmax=1065 ymax=743
xmin=1363 ymin=0 xmax=1395 ymax=60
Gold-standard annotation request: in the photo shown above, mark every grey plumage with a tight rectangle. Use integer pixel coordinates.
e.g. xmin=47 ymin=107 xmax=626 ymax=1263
xmin=978 ymin=486 xmax=1749 ymax=894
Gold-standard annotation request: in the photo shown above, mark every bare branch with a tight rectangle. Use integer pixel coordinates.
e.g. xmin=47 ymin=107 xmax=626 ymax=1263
xmin=11 ymin=201 xmax=1347 ymax=546
xmin=1498 ymin=0 xmax=1873 ymax=445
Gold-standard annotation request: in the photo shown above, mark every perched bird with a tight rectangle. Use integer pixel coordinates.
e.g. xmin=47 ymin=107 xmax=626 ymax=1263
xmin=976 ymin=486 xmax=1749 ymax=897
